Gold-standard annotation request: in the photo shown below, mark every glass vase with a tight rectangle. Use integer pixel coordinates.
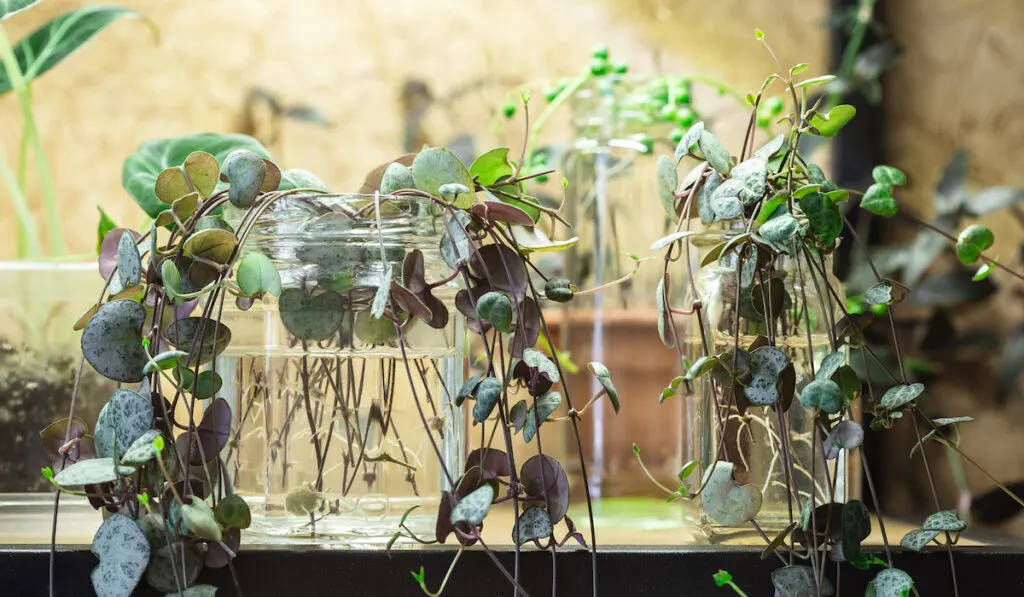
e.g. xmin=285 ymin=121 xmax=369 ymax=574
xmin=685 ymin=221 xmax=854 ymax=543
xmin=218 ymin=193 xmax=463 ymax=544
xmin=553 ymin=76 xmax=689 ymax=529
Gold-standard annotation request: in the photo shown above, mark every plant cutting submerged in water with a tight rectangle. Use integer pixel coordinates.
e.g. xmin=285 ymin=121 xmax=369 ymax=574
xmin=45 ymin=95 xmax=625 ymax=594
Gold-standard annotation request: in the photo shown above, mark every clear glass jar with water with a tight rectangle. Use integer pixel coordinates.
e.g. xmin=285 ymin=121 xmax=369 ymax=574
xmin=219 ymin=194 xmax=463 ymax=543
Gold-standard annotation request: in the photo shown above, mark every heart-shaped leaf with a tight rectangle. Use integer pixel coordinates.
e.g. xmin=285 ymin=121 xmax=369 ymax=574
xmin=514 ymin=506 xmax=553 ymax=546
xmin=841 ymin=500 xmax=871 ymax=559
xmin=469 ymin=147 xmax=514 ymax=186
xmin=472 ymin=377 xmax=502 ymax=423
xmin=758 ymin=212 xmax=799 ymax=244
xmin=175 ymin=368 xmax=223 ymax=400
xmin=476 ymin=291 xmax=514 ymax=333
xmin=155 ymin=192 xmax=201 ymax=229
xmin=698 ymin=129 xmax=733 ymax=175
xmin=879 ymin=383 xmax=924 ymax=410
xmin=745 ymin=346 xmax=789 ymax=406
xmin=509 ymin=225 xmax=579 ymax=255
xmin=823 ymin=420 xmax=864 ymax=459
xmin=451 ymin=483 xmax=495 ymax=527
xmin=144 ymin=350 xmax=188 ymax=375
xmin=163 ymin=317 xmax=232 ymax=365
xmin=861 ymin=183 xmax=898 ymax=216
xmin=236 ymin=251 xmax=282 ymax=298
xmin=54 ymin=457 xmax=134 ymax=488
xmin=711 ymin=179 xmax=745 ymax=219
xmin=122 ymin=429 xmax=163 ymax=465
xmin=155 ymin=167 xmax=191 ymax=205
xmin=657 ymin=155 xmax=679 ymax=216
xmin=955 ymin=224 xmax=994 ymax=265
xmin=116 ymin=232 xmax=142 ymax=286
xmin=867 ymin=568 xmax=914 ymax=597
xmin=215 ymin=494 xmax=252 ymax=530
xmin=221 ymin=149 xmax=267 ymax=208
xmin=922 ymin=510 xmax=967 ymax=532
xmin=800 ymin=192 xmax=843 ymax=246
xmin=697 ymin=170 xmax=721 ymax=223
xmin=146 ymin=542 xmax=204 ymax=594
xmin=183 ymin=228 xmax=238 ymax=265
xmin=412 ymin=147 xmax=475 ymax=208
xmin=375 ymin=162 xmax=415 ymax=196
xmin=91 ymin=514 xmax=150 ymax=597
xmin=700 ymin=461 xmax=763 ymax=525
xmin=872 ymin=165 xmax=907 ymax=186
xmin=523 ymin=391 xmax=562 ymax=443
xmin=279 ymin=288 xmax=346 ymax=341
xmin=520 ymin=454 xmax=570 ymax=523
xmin=183 ymin=151 xmax=219 ymax=198
xmin=675 ymin=122 xmax=704 ymax=163
xmin=808 ymin=104 xmax=856 ymax=137
xmin=181 ymin=496 xmax=222 ymax=542
xmin=99 ymin=388 xmax=154 ymax=456
xmin=800 ymin=379 xmax=844 ymax=414
xmin=587 ymin=362 xmax=619 ymax=413
xmin=82 ymin=300 xmax=147 ymax=383
xmin=470 ymin=200 xmax=534 ymax=226
xmin=864 ymin=279 xmax=910 ymax=306
xmin=772 ymin=565 xmax=834 ymax=597
xmin=177 ymin=398 xmax=231 ymax=466
xmin=0 ymin=6 xmax=150 ymax=95
xmin=899 ymin=529 xmax=940 ymax=551
xmin=816 ymin=352 xmax=845 ymax=382
xmin=752 ymin=133 xmax=786 ymax=160
xmin=730 ymin=157 xmax=767 ymax=206
xmin=124 ymin=134 xmax=272 ymax=218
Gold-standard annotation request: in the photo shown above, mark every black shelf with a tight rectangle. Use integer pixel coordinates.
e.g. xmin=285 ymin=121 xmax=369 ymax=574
xmin=3 ymin=545 xmax=1024 ymax=596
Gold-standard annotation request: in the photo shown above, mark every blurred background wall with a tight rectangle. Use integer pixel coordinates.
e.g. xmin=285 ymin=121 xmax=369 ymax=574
xmin=2 ymin=0 xmax=1023 ymax=532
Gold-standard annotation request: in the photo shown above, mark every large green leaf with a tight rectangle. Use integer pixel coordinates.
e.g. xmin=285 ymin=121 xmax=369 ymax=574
xmin=122 ymin=133 xmax=273 ymax=218
xmin=91 ymin=514 xmax=150 ymax=597
xmin=0 ymin=0 xmax=41 ymax=23
xmin=0 ymin=6 xmax=152 ymax=95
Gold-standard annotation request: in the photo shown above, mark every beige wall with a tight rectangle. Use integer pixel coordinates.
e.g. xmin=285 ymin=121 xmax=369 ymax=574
xmin=0 ymin=0 xmax=827 ymax=259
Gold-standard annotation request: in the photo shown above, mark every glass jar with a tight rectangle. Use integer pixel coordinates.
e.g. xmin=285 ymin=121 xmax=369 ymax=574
xmin=218 ymin=194 xmax=463 ymax=544
xmin=552 ymin=76 xmax=687 ymax=529
xmin=685 ymin=221 xmax=854 ymax=543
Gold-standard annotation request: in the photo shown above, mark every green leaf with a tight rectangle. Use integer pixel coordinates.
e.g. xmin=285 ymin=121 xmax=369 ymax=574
xmin=412 ymin=147 xmax=474 ymax=208
xmin=973 ymin=262 xmax=996 ymax=281
xmin=867 ymin=568 xmax=914 ymax=597
xmin=800 ymin=192 xmax=843 ymax=246
xmin=215 ymin=494 xmax=251 ymax=530
xmin=808 ymin=104 xmax=856 ymax=137
xmin=675 ymin=122 xmax=704 ymax=163
xmin=790 ymin=63 xmax=809 ymax=75
xmin=880 ymin=383 xmax=924 ymax=410
xmin=587 ymin=361 xmax=619 ymax=413
xmin=183 ymin=228 xmax=238 ymax=265
xmin=698 ymin=129 xmax=734 ymax=175
xmin=842 ymin=500 xmax=871 ymax=559
xmin=510 ymin=225 xmax=579 ymax=254
xmin=97 ymin=388 xmax=154 ymax=456
xmin=81 ymin=300 xmax=147 ymax=382
xmin=124 ymin=134 xmax=272 ymax=219
xmin=794 ymin=74 xmax=837 ymax=89
xmin=656 ymin=274 xmax=674 ymax=348
xmin=744 ymin=347 xmax=789 ymax=406
xmin=279 ymin=169 xmax=328 ymax=192
xmin=713 ymin=569 xmax=734 ymax=587
xmin=379 ymin=162 xmax=416 ymax=195
xmin=932 ymin=416 xmax=973 ymax=427
xmin=955 ymin=224 xmax=995 ymax=265
xmin=91 ymin=514 xmax=150 ymax=597
xmin=657 ymin=155 xmax=679 ymax=216
xmin=122 ymin=429 xmax=163 ymax=465
xmin=730 ymin=157 xmax=768 ymax=206
xmin=97 ymin=206 xmax=118 ymax=253
xmin=701 ymin=461 xmax=762 ymax=525
xmin=117 ymin=231 xmax=142 ymax=286
xmin=861 ymin=183 xmax=898 ymax=216
xmin=472 ymin=377 xmax=502 ymax=423
xmin=899 ymin=529 xmax=939 ymax=551
xmin=180 ymin=496 xmax=222 ymax=542
xmin=221 ymin=150 xmax=267 ymax=208
xmin=54 ymin=457 xmax=134 ymax=488
xmin=752 ymin=133 xmax=786 ymax=161
xmin=161 ymin=260 xmax=183 ymax=304
xmin=0 ymin=6 xmax=151 ymax=95
xmin=236 ymin=251 xmax=282 ymax=298
xmin=922 ymin=510 xmax=967 ymax=532
xmin=470 ymin=147 xmax=515 ymax=186
xmin=143 ymin=350 xmax=188 ymax=375
xmin=863 ymin=279 xmax=910 ymax=306
xmin=476 ymin=291 xmax=514 ymax=333
xmin=684 ymin=355 xmax=720 ymax=382
xmin=513 ymin=506 xmax=553 ymax=545
xmin=758 ymin=213 xmax=799 ymax=244
xmin=523 ymin=391 xmax=562 ymax=443
xmin=755 ymin=192 xmax=788 ymax=225
xmin=697 ymin=171 xmax=721 ymax=223
xmin=772 ymin=565 xmax=834 ymax=597
xmin=0 ymin=0 xmax=40 ymax=22
xmin=872 ymin=165 xmax=907 ymax=186
xmin=800 ymin=379 xmax=844 ymax=414
xmin=711 ymin=179 xmax=744 ymax=219
xmin=650 ymin=231 xmax=694 ymax=252
xmin=451 ymin=483 xmax=495 ymax=526
xmin=816 ymin=352 xmax=845 ymax=382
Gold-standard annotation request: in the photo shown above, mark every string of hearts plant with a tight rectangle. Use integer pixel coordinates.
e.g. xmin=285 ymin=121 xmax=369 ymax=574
xmin=641 ymin=29 xmax=1024 ymax=597
xmin=42 ymin=102 xmax=623 ymax=596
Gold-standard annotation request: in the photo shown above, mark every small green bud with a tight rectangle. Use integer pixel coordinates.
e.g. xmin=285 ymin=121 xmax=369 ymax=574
xmin=544 ymin=88 xmax=559 ymax=103
xmin=638 ymin=135 xmax=654 ymax=155
xmin=612 ymin=62 xmax=628 ymax=74
xmin=756 ymin=115 xmax=771 ymax=128
xmin=675 ymin=107 xmax=697 ymax=128
xmin=870 ymin=303 xmax=888 ymax=316
xmin=673 ymin=85 xmax=691 ymax=105
xmin=589 ymin=59 xmax=609 ymax=76
xmin=152 ymin=434 xmax=165 ymax=453
xmin=766 ymin=96 xmax=785 ymax=115
xmin=669 ymin=128 xmax=685 ymax=144
xmin=42 ymin=467 xmax=54 ymax=481
xmin=658 ymin=104 xmax=678 ymax=122
xmin=502 ymin=103 xmax=516 ymax=119
xmin=592 ymin=44 xmax=609 ymax=60
xmin=138 ymin=492 xmax=150 ymax=506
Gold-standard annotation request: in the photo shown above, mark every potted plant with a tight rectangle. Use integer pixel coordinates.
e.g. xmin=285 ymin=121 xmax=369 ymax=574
xmin=636 ymin=28 xmax=1024 ymax=595
xmin=0 ymin=1 xmax=152 ymax=497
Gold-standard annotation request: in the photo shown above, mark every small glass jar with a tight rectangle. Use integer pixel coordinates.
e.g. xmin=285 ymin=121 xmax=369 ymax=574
xmin=685 ymin=220 xmax=854 ymax=542
xmin=218 ymin=194 xmax=463 ymax=544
